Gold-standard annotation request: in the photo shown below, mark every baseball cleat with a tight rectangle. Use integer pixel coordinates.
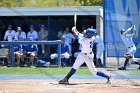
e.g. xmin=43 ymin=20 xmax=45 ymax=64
xmin=138 ymin=66 xmax=140 ymax=69
xmin=58 ymin=78 xmax=69 ymax=84
xmin=106 ymin=76 xmax=114 ymax=84
xmin=118 ymin=67 xmax=126 ymax=70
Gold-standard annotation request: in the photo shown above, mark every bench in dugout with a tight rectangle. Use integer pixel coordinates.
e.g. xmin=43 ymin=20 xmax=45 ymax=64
xmin=0 ymin=48 xmax=8 ymax=66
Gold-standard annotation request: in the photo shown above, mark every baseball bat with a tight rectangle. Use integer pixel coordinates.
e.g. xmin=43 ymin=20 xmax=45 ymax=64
xmin=74 ymin=14 xmax=77 ymax=27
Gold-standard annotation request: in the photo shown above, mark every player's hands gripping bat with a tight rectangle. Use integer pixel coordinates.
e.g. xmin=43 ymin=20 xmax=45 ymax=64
xmin=72 ymin=26 xmax=78 ymax=35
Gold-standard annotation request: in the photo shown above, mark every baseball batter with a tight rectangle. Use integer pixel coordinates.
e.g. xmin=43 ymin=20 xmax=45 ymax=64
xmin=59 ymin=27 xmax=112 ymax=84
xmin=93 ymin=31 xmax=104 ymax=67
xmin=118 ymin=25 xmax=138 ymax=70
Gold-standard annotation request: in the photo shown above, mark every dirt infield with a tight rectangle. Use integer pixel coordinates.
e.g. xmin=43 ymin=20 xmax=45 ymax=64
xmin=0 ymin=79 xmax=140 ymax=93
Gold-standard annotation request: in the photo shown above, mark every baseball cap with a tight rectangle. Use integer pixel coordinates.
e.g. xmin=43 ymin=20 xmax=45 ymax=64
xmin=30 ymin=25 xmax=34 ymax=28
xmin=40 ymin=24 xmax=45 ymax=28
xmin=17 ymin=27 xmax=21 ymax=31
xmin=8 ymin=25 xmax=12 ymax=29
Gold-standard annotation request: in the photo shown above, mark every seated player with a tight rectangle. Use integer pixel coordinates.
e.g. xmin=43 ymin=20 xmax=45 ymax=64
xmin=14 ymin=37 xmax=25 ymax=66
xmin=50 ymin=36 xmax=70 ymax=67
xmin=5 ymin=37 xmax=23 ymax=67
xmin=24 ymin=37 xmax=38 ymax=67
xmin=14 ymin=45 xmax=25 ymax=66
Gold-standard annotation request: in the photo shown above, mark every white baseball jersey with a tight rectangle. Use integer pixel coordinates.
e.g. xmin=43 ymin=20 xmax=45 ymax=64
xmin=72 ymin=33 xmax=98 ymax=75
xmin=93 ymin=35 xmax=104 ymax=59
xmin=63 ymin=33 xmax=75 ymax=44
xmin=15 ymin=31 xmax=26 ymax=40
xmin=121 ymin=26 xmax=137 ymax=55
xmin=27 ymin=30 xmax=38 ymax=40
xmin=121 ymin=34 xmax=135 ymax=49
xmin=79 ymin=36 xmax=93 ymax=54
xmin=4 ymin=30 xmax=16 ymax=41
xmin=121 ymin=33 xmax=136 ymax=55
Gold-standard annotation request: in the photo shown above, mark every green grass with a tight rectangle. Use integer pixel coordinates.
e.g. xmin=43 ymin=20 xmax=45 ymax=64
xmin=129 ymin=71 xmax=140 ymax=76
xmin=0 ymin=67 xmax=92 ymax=75
xmin=0 ymin=67 xmax=139 ymax=76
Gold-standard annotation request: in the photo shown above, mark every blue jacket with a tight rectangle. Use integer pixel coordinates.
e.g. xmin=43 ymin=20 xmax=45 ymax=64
xmin=61 ymin=43 xmax=70 ymax=54
xmin=25 ymin=44 xmax=38 ymax=52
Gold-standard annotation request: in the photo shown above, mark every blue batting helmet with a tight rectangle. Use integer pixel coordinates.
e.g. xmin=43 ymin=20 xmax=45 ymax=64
xmin=85 ymin=28 xmax=96 ymax=38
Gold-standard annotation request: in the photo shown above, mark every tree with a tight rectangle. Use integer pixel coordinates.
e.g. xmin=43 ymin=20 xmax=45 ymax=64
xmin=0 ymin=0 xmax=21 ymax=7
xmin=74 ymin=0 xmax=102 ymax=6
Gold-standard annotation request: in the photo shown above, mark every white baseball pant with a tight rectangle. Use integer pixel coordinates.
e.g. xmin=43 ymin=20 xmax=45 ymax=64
xmin=72 ymin=52 xmax=97 ymax=75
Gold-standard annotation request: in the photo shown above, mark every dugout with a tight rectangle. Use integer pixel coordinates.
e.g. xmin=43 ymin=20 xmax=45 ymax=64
xmin=0 ymin=6 xmax=103 ymax=40
xmin=0 ymin=6 xmax=103 ymax=66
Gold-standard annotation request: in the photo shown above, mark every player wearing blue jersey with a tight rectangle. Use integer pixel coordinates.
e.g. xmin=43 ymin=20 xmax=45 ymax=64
xmin=24 ymin=37 xmax=38 ymax=67
xmin=58 ymin=27 xmax=112 ymax=84
xmin=50 ymin=36 xmax=70 ymax=67
xmin=14 ymin=36 xmax=25 ymax=66
xmin=14 ymin=44 xmax=25 ymax=66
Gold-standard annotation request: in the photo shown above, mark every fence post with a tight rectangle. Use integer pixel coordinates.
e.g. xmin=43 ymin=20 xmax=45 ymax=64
xmin=103 ymin=0 xmax=106 ymax=66
xmin=11 ymin=44 xmax=15 ymax=66
xmin=57 ymin=42 xmax=61 ymax=68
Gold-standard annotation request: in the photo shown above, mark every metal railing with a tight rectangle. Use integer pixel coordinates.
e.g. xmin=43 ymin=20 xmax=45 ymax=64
xmin=0 ymin=40 xmax=61 ymax=67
